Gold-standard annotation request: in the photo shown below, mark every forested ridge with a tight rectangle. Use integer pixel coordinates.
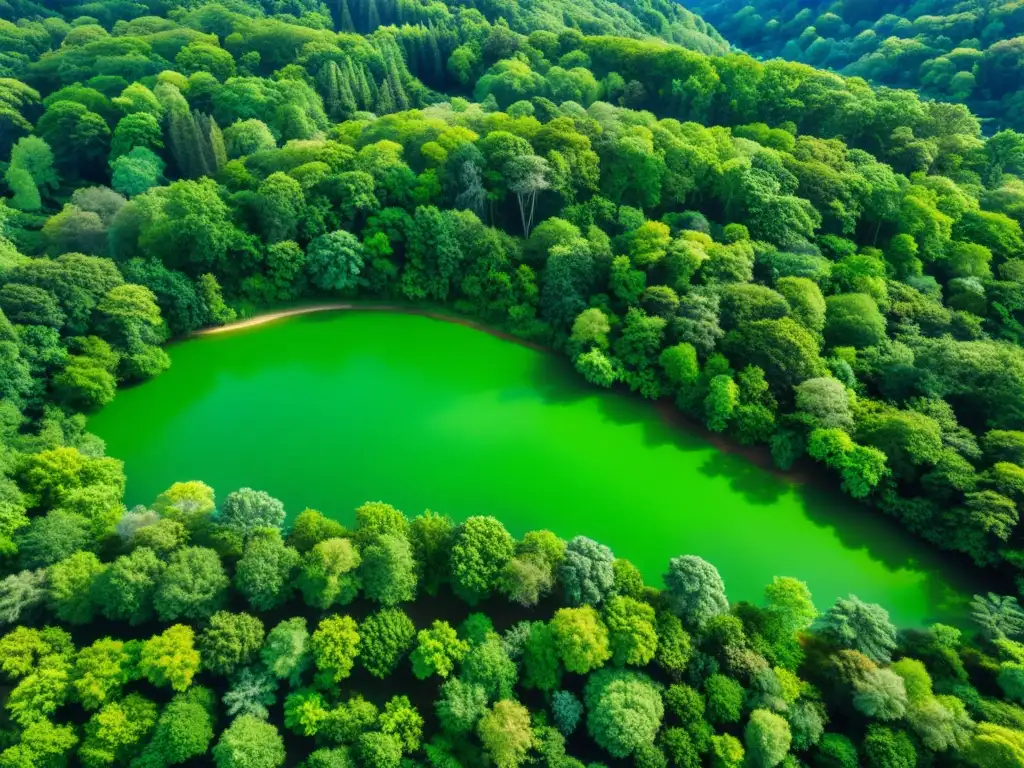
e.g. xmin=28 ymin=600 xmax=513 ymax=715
xmin=1 ymin=0 xmax=1024 ymax=762
xmin=693 ymin=0 xmax=1024 ymax=132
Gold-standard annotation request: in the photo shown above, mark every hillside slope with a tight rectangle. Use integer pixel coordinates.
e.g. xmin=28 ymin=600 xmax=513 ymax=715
xmin=2 ymin=0 xmax=1024 ymax=590
xmin=2 ymin=0 xmax=1024 ymax=764
xmin=0 ymin=0 xmax=729 ymax=55
xmin=694 ymin=0 xmax=1024 ymax=131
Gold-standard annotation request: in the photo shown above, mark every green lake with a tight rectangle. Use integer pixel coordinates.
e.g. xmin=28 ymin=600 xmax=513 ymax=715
xmin=88 ymin=310 xmax=987 ymax=626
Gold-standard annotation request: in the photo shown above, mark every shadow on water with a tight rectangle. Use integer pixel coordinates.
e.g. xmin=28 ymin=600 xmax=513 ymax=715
xmin=794 ymin=479 xmax=995 ymax=620
xmin=519 ymin=345 xmax=1000 ymax=626
xmin=697 ymin=450 xmax=791 ymax=505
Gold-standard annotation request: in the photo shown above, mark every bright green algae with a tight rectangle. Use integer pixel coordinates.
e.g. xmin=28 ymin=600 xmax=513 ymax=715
xmin=89 ymin=311 xmax=986 ymax=626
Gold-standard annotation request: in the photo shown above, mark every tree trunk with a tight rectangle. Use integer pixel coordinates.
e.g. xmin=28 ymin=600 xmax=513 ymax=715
xmin=526 ymin=190 xmax=538 ymax=238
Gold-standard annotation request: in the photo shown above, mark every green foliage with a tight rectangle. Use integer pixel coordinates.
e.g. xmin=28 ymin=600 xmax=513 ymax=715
xmin=198 ymin=611 xmax=265 ymax=677
xmin=853 ymin=667 xmax=908 ymax=720
xmin=154 ymin=546 xmax=229 ymax=622
xmin=138 ymin=624 xmax=200 ymax=692
xmin=552 ymin=690 xmax=583 ymax=735
xmin=306 ymin=231 xmax=365 ymax=293
xmin=2 ymin=11 xmax=1016 ymax=586
xmin=412 ymin=620 xmax=469 ymax=680
xmin=654 ymin=612 xmax=693 ymax=679
xmin=862 ymin=724 xmax=916 ymax=768
xmin=558 ymin=535 xmax=615 ymax=606
xmin=603 ymin=595 xmax=658 ymax=667
xmin=360 ymin=608 xmax=416 ymax=678
xmin=0 ymin=487 xmax=1018 ymax=767
xmin=220 ymin=488 xmax=286 ymax=539
xmin=16 ymin=510 xmax=91 ymax=569
xmin=436 ymin=676 xmax=488 ymax=734
xmin=213 ymin=715 xmax=285 ymax=768
xmin=499 ymin=551 xmax=555 ymax=607
xmin=235 ymin=530 xmax=300 ymax=612
xmin=360 ymin=533 xmax=417 ymax=606
xmin=705 ymin=673 xmax=745 ymax=726
xmin=3 ymin=1 xmax=1024 ymax=765
xmin=0 ymin=570 xmax=46 ymax=628
xmin=353 ymin=502 xmax=408 ymax=545
xmin=550 ymin=606 xmax=611 ymax=674
xmin=972 ymin=593 xmax=1024 ymax=641
xmin=585 ymin=668 xmax=664 ymax=758
xmin=819 ymin=595 xmax=898 ymax=664
xmin=745 ymin=709 xmax=791 ymax=768
xmin=477 ymin=699 xmax=534 ymax=768
xmin=354 ymin=732 xmax=402 ymax=768
xmin=47 ymin=551 xmax=104 ymax=624
xmin=79 ymin=694 xmax=157 ymax=768
xmin=449 ymin=516 xmax=514 ymax=603
xmin=6 ymin=652 xmax=70 ymax=726
xmin=408 ymin=510 xmax=453 ymax=596
xmin=663 ymin=555 xmax=729 ymax=630
xmin=93 ymin=547 xmax=164 ymax=625
xmin=311 ymin=615 xmax=360 ymax=686
xmin=71 ymin=638 xmax=135 ymax=711
xmin=825 ymin=294 xmax=887 ymax=349
xmin=380 ymin=695 xmax=423 ymax=754
xmin=0 ymin=718 xmax=78 ymax=768
xmin=460 ymin=634 xmax=517 ymax=702
xmin=814 ymin=733 xmax=858 ymax=768
xmin=224 ymin=666 xmax=278 ymax=719
xmin=661 ymin=343 xmax=700 ymax=389
xmin=576 ymin=347 xmax=617 ymax=387
xmin=297 ymin=538 xmax=361 ymax=610
xmin=966 ymin=722 xmax=1024 ymax=766
xmin=612 ymin=558 xmax=645 ymax=599
xmin=521 ymin=621 xmax=563 ymax=692
xmin=138 ymin=686 xmax=216 ymax=766
xmin=5 ymin=137 xmax=57 ymax=211
xmin=287 ymin=509 xmax=345 ymax=553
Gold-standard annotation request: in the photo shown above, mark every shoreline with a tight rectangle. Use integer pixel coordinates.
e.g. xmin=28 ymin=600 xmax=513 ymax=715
xmin=194 ymin=302 xmax=812 ymax=484
xmin=192 ymin=302 xmax=551 ymax=352
xmin=192 ymin=303 xmax=358 ymax=335
xmin=172 ymin=303 xmax=998 ymax=613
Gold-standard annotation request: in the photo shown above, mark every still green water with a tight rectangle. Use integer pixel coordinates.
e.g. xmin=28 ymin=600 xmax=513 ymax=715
xmin=89 ymin=310 xmax=985 ymax=626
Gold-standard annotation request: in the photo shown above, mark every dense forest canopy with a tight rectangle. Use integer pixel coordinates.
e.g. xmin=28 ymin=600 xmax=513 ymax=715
xmin=9 ymin=487 xmax=1024 ymax=768
xmin=693 ymin=0 xmax=1024 ymax=132
xmin=3 ymin=485 xmax=1024 ymax=768
xmin=1 ymin=0 xmax=1024 ymax=762
xmin=3 ymin=0 xmax=1024 ymax=577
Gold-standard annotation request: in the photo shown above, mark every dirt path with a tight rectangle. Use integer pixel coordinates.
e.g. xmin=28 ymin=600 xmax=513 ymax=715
xmin=191 ymin=303 xmax=551 ymax=351
xmin=192 ymin=303 xmax=357 ymax=336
